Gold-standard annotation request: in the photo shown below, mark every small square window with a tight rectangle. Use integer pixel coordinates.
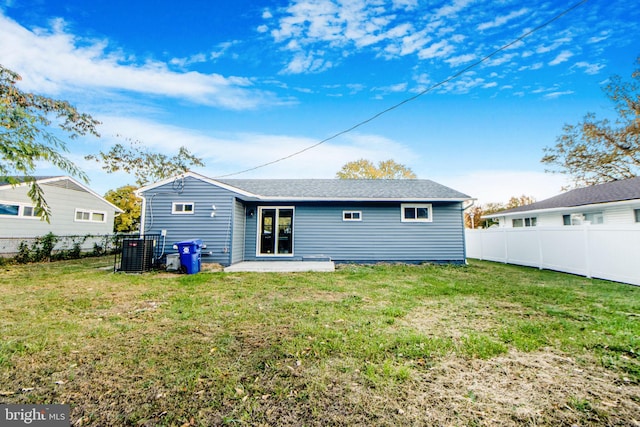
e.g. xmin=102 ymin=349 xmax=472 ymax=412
xmin=512 ymin=218 xmax=523 ymax=227
xmin=172 ymin=202 xmax=195 ymax=214
xmin=343 ymin=211 xmax=362 ymax=221
xmin=635 ymin=209 xmax=640 ymax=223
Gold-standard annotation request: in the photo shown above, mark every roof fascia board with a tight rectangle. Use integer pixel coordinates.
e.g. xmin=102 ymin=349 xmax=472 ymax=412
xmin=243 ymin=196 xmax=470 ymax=202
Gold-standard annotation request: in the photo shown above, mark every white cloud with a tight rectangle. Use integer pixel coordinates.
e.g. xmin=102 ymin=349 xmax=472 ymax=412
xmin=391 ymin=0 xmax=418 ymax=10
xmin=445 ymin=53 xmax=476 ymax=67
xmin=477 ymin=8 xmax=529 ymax=31
xmin=543 ymin=90 xmax=574 ymax=100
xmin=434 ymin=0 xmax=475 ymax=19
xmin=548 ymin=50 xmax=573 ymax=66
xmin=0 ymin=12 xmax=276 ymax=110
xmin=587 ymin=31 xmax=610 ymax=44
xmin=418 ymin=40 xmax=455 ymax=60
xmin=87 ymin=115 xmax=418 ymax=192
xmin=573 ymin=61 xmax=605 ymax=75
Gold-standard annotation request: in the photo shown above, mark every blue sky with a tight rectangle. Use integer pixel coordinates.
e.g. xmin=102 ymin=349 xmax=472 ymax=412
xmin=1 ymin=0 xmax=639 ymax=205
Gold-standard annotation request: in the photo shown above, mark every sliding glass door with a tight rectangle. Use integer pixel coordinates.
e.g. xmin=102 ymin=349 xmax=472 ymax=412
xmin=258 ymin=207 xmax=294 ymax=256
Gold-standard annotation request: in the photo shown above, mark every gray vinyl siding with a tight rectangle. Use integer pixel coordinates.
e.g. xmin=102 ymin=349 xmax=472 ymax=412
xmin=0 ymin=182 xmax=117 ymax=238
xmin=140 ymin=176 xmax=236 ymax=265
xmin=243 ymin=201 xmax=465 ymax=263
xmin=231 ymin=198 xmax=245 ymax=264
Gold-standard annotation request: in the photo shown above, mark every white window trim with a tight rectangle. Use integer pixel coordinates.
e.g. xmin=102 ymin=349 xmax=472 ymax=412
xmin=512 ymin=217 xmax=537 ymax=228
xmin=74 ymin=208 xmax=107 ymax=223
xmin=342 ymin=210 xmax=362 ymax=221
xmin=401 ymin=203 xmax=433 ymax=223
xmin=0 ymin=200 xmax=41 ymax=219
xmin=172 ymin=202 xmax=195 ymax=215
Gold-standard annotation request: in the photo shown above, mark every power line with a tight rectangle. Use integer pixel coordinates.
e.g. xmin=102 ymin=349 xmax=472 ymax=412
xmin=214 ymin=0 xmax=589 ymax=179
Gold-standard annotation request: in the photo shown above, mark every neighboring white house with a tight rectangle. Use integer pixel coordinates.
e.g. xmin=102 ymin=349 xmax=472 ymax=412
xmin=466 ymin=177 xmax=640 ymax=286
xmin=0 ymin=176 xmax=122 ymax=238
xmin=483 ymin=177 xmax=640 ymax=228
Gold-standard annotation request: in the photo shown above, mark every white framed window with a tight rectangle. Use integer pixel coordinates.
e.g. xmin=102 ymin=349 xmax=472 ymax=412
xmin=0 ymin=201 xmax=40 ymax=219
xmin=512 ymin=217 xmax=537 ymax=227
xmin=172 ymin=202 xmax=195 ymax=214
xmin=635 ymin=209 xmax=640 ymax=223
xmin=75 ymin=209 xmax=107 ymax=223
xmin=401 ymin=204 xmax=432 ymax=222
xmin=563 ymin=212 xmax=603 ymax=226
xmin=343 ymin=211 xmax=362 ymax=221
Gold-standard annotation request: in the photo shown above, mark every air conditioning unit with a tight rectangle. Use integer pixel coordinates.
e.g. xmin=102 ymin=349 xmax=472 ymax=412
xmin=120 ymin=238 xmax=154 ymax=272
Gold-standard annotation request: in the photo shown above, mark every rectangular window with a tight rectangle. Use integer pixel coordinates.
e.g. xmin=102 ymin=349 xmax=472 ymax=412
xmin=172 ymin=202 xmax=195 ymax=214
xmin=0 ymin=203 xmax=20 ymax=216
xmin=0 ymin=201 xmax=40 ymax=218
xmin=564 ymin=212 xmax=603 ymax=225
xmin=75 ymin=209 xmax=106 ymax=223
xmin=513 ymin=217 xmax=536 ymax=227
xmin=635 ymin=209 xmax=640 ymax=223
xmin=401 ymin=204 xmax=432 ymax=222
xmin=343 ymin=211 xmax=362 ymax=221
xmin=584 ymin=212 xmax=603 ymax=224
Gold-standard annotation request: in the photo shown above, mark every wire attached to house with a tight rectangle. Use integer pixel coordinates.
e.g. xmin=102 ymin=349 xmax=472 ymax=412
xmin=214 ymin=0 xmax=589 ymax=179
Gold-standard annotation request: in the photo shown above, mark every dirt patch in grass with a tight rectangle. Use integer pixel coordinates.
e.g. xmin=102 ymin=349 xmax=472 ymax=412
xmin=393 ymin=350 xmax=640 ymax=426
xmin=402 ymin=298 xmax=523 ymax=339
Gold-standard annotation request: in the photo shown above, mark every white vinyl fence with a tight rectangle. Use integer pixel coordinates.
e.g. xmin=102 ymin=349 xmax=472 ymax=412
xmin=465 ymin=226 xmax=640 ymax=286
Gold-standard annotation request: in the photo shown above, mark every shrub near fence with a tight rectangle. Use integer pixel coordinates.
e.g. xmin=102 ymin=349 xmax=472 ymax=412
xmin=465 ymin=226 xmax=640 ymax=286
xmin=0 ymin=233 xmax=119 ymax=262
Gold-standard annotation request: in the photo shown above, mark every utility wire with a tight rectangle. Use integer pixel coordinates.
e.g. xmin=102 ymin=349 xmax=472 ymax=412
xmin=214 ymin=0 xmax=589 ymax=179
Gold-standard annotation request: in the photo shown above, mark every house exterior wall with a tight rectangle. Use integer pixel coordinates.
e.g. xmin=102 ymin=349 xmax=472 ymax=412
xmin=231 ymin=198 xmax=245 ymax=264
xmin=139 ymin=176 xmax=236 ymax=265
xmin=140 ymin=177 xmax=467 ymax=265
xmin=495 ymin=202 xmax=640 ymax=228
xmin=0 ymin=181 xmax=117 ymax=238
xmin=242 ymin=201 xmax=466 ymax=263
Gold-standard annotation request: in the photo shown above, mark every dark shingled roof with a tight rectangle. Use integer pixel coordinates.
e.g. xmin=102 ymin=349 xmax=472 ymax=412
xmin=494 ymin=177 xmax=640 ymax=215
xmin=216 ymin=179 xmax=470 ymax=200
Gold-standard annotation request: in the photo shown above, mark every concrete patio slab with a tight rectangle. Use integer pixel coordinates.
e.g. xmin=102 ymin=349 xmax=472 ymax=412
xmin=224 ymin=261 xmax=335 ymax=273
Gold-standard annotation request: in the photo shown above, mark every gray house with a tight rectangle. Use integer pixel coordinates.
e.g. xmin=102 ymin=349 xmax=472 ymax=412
xmin=137 ymin=172 xmax=472 ymax=266
xmin=0 ymin=176 xmax=122 ymax=239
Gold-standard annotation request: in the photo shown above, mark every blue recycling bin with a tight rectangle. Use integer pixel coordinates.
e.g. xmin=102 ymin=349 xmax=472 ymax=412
xmin=174 ymin=239 xmax=203 ymax=274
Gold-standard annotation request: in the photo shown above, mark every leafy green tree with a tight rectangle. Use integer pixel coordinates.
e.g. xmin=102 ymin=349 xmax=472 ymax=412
xmin=542 ymin=57 xmax=640 ymax=187
xmin=336 ymin=159 xmax=416 ymax=179
xmin=0 ymin=65 xmax=100 ymax=221
xmin=89 ymin=140 xmax=205 ymax=230
xmin=105 ymin=185 xmax=141 ymax=232
xmin=86 ymin=139 xmax=204 ymax=186
xmin=506 ymin=195 xmax=536 ymax=209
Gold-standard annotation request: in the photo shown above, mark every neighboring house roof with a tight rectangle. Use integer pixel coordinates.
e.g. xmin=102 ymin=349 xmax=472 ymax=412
xmin=0 ymin=176 xmax=123 ymax=213
xmin=137 ymin=172 xmax=471 ymax=201
xmin=486 ymin=177 xmax=640 ymax=218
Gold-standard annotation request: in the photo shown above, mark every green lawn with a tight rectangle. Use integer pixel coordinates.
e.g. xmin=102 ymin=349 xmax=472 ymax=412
xmin=0 ymin=258 xmax=638 ymax=426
